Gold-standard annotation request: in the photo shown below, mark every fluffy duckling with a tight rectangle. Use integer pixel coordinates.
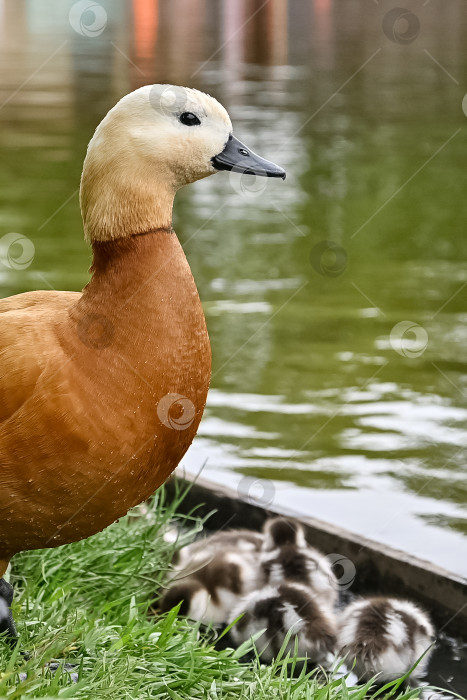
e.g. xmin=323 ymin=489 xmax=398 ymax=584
xmin=337 ymin=597 xmax=435 ymax=683
xmin=229 ymin=581 xmax=337 ymax=665
xmin=0 ymin=84 xmax=285 ymax=639
xmin=174 ymin=528 xmax=263 ymax=573
xmin=260 ymin=517 xmax=338 ymax=610
xmin=160 ymin=529 xmax=263 ymax=624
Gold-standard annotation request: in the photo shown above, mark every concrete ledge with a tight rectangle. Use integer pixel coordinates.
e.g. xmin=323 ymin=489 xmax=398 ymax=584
xmin=166 ymin=474 xmax=467 ymax=637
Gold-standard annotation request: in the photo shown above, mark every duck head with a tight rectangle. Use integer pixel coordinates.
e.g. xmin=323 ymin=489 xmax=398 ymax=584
xmin=80 ymin=84 xmax=285 ymax=242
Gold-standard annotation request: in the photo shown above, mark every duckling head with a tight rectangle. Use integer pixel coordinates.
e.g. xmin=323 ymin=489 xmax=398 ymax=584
xmin=262 ymin=517 xmax=307 ymax=551
xmin=80 ymin=84 xmax=285 ymax=242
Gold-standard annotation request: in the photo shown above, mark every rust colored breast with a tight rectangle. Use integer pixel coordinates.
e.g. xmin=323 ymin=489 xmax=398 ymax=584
xmin=0 ymin=231 xmax=211 ymax=560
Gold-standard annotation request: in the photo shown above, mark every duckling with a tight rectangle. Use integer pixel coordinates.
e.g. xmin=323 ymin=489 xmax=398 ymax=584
xmin=262 ymin=517 xmax=307 ymax=551
xmin=161 ymin=544 xmax=261 ymax=625
xmin=260 ymin=518 xmax=338 ymax=610
xmin=0 ymin=84 xmax=285 ymax=639
xmin=337 ymin=597 xmax=435 ymax=683
xmin=174 ymin=528 xmax=263 ymax=573
xmin=229 ymin=581 xmax=337 ymax=666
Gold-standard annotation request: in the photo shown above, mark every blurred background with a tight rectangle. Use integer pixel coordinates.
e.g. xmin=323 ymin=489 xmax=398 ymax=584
xmin=0 ymin=0 xmax=466 ymax=586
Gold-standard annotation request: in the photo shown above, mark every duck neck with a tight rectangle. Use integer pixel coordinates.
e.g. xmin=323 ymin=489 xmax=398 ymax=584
xmin=83 ymin=230 xmax=185 ymax=306
xmin=76 ymin=230 xmax=210 ymax=414
xmin=80 ymin=155 xmax=176 ymax=242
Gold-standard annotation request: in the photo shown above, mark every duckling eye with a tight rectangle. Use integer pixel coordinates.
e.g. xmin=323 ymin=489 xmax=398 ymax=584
xmin=179 ymin=112 xmax=201 ymax=126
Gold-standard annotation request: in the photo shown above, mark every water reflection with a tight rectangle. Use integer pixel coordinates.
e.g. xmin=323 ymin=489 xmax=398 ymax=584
xmin=0 ymin=0 xmax=466 ymax=584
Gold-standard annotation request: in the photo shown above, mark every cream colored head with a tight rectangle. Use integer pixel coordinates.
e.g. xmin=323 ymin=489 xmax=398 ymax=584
xmin=80 ymin=85 xmax=232 ymax=242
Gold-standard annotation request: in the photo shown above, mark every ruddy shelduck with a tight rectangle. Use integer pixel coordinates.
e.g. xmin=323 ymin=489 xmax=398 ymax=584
xmin=0 ymin=84 xmax=285 ymax=639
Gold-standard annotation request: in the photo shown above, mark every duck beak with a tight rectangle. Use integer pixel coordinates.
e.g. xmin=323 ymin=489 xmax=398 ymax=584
xmin=212 ymin=134 xmax=286 ymax=180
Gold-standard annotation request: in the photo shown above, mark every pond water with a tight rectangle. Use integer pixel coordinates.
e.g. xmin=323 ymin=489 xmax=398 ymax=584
xmin=0 ymin=0 xmax=466 ymax=691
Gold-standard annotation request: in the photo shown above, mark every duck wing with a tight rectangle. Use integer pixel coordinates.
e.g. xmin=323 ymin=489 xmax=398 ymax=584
xmin=0 ymin=290 xmax=81 ymax=422
xmin=0 ymin=290 xmax=80 ymax=314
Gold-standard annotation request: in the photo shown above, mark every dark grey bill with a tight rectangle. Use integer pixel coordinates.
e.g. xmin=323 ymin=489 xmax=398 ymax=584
xmin=212 ymin=134 xmax=286 ymax=179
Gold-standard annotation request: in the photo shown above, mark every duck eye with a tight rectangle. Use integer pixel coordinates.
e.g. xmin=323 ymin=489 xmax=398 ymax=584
xmin=179 ymin=112 xmax=201 ymax=126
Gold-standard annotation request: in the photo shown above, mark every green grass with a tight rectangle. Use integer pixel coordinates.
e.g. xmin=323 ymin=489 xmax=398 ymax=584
xmin=0 ymin=485 xmax=441 ymax=699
